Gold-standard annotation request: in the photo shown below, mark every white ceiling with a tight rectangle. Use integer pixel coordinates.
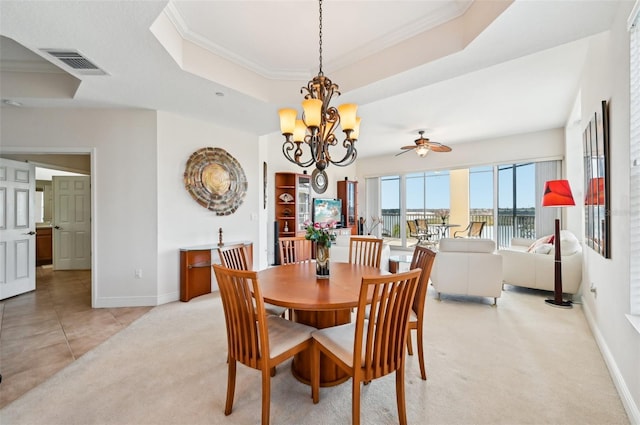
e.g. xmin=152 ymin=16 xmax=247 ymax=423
xmin=0 ymin=0 xmax=627 ymax=159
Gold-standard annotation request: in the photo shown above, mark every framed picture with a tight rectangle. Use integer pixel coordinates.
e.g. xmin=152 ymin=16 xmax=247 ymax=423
xmin=583 ymin=100 xmax=611 ymax=258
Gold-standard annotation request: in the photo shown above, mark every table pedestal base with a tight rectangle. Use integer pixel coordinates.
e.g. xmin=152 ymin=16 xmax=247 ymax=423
xmin=291 ymin=308 xmax=351 ymax=387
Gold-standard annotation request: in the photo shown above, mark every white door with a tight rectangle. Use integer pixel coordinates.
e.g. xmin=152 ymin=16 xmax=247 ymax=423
xmin=0 ymin=159 xmax=36 ymax=300
xmin=53 ymin=176 xmax=91 ymax=270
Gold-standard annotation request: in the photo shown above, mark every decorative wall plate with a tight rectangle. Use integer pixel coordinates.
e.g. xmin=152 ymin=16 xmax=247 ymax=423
xmin=183 ymin=147 xmax=247 ymax=215
xmin=312 ymin=168 xmax=328 ymax=193
xmin=279 ymin=193 xmax=294 ymax=202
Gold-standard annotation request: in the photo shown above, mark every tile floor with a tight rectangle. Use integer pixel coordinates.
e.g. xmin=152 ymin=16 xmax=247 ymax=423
xmin=0 ymin=266 xmax=153 ymax=408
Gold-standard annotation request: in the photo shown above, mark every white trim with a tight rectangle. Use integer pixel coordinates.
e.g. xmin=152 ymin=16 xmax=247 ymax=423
xmin=627 ymin=314 xmax=640 ymax=335
xmin=584 ymin=302 xmax=640 ymax=424
xmin=628 ymin=0 xmax=640 ymax=30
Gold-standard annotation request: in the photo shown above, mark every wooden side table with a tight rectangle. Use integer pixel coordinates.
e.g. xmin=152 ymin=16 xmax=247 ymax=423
xmin=179 ymin=241 xmax=252 ymax=302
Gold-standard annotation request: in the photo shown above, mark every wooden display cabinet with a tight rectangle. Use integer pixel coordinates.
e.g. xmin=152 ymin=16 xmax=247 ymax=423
xmin=337 ymin=179 xmax=358 ymax=235
xmin=275 ymin=172 xmax=311 ymax=238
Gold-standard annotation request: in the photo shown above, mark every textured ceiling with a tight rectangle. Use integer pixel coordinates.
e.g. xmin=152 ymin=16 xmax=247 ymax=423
xmin=0 ymin=0 xmax=627 ymax=159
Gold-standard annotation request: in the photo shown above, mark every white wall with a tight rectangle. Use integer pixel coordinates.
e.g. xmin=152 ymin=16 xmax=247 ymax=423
xmin=0 ymin=108 xmax=160 ymax=307
xmin=355 ymin=127 xmax=565 ymax=179
xmin=565 ymin=3 xmax=640 ymax=422
xmin=156 ymin=111 xmax=261 ymax=300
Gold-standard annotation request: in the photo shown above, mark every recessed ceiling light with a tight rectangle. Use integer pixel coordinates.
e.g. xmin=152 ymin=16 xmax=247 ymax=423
xmin=2 ymin=99 xmax=22 ymax=107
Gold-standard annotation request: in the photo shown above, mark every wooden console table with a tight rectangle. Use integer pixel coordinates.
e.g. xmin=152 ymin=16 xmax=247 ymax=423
xmin=179 ymin=241 xmax=252 ymax=302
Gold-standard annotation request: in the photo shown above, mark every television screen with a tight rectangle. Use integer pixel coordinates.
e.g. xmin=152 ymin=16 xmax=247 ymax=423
xmin=313 ymin=198 xmax=342 ymax=227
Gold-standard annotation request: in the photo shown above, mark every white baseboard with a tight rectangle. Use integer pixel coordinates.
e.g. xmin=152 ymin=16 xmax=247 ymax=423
xmin=583 ymin=302 xmax=640 ymax=425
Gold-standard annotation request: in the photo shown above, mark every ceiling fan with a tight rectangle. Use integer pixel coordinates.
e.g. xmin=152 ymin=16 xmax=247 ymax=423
xmin=396 ymin=130 xmax=452 ymax=157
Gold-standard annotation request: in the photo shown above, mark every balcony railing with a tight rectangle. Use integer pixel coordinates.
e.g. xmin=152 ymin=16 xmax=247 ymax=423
xmin=380 ymin=211 xmax=536 ymax=249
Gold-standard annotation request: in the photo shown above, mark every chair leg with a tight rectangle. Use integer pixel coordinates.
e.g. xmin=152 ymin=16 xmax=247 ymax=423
xmin=262 ymin=368 xmax=271 ymax=425
xmin=225 ymin=358 xmax=237 ymax=416
xmin=395 ymin=365 xmax=408 ymax=425
xmin=406 ymin=330 xmax=414 ymax=356
xmin=352 ymin=378 xmax=361 ymax=425
xmin=416 ymin=326 xmax=427 ymax=380
xmin=311 ymin=342 xmax=320 ymax=404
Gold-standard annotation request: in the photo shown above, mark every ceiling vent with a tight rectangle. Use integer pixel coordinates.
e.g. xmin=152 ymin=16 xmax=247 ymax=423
xmin=41 ymin=49 xmax=108 ymax=75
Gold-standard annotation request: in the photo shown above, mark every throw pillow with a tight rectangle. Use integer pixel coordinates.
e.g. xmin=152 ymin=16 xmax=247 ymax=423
xmin=534 ymin=243 xmax=553 ymax=254
xmin=527 ymin=235 xmax=553 ymax=253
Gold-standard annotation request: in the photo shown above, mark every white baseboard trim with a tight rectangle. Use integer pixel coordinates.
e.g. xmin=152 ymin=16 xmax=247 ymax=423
xmin=94 ymin=295 xmax=160 ymax=308
xmin=583 ymin=302 xmax=640 ymax=425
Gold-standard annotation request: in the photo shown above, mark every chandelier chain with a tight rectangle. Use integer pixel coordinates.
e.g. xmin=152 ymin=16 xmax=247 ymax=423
xmin=318 ymin=0 xmax=323 ymax=76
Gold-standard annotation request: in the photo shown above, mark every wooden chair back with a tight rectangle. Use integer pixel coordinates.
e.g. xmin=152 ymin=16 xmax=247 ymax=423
xmin=213 ymin=264 xmax=267 ymax=370
xmin=355 ymin=269 xmax=421 ymax=382
xmin=410 ymin=245 xmax=437 ymax=317
xmin=311 ymin=268 xmax=421 ymax=424
xmin=213 ymin=264 xmax=313 ymax=424
xmin=348 ymin=236 xmax=383 ymax=268
xmin=217 ymin=244 xmax=250 ymax=270
xmin=407 ymin=245 xmax=437 ymax=380
xmin=278 ymin=236 xmax=312 ymax=265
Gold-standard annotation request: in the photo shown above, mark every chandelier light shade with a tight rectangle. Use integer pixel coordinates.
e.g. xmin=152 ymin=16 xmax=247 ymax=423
xmin=279 ymin=0 xmax=360 ymax=172
xmin=541 ymin=179 xmax=575 ymax=308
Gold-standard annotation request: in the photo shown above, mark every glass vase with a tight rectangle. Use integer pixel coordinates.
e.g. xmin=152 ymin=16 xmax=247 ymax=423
xmin=315 ymin=242 xmax=330 ymax=278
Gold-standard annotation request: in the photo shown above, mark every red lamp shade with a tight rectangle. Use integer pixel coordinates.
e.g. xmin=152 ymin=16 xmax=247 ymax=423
xmin=542 ymin=179 xmax=575 ymax=207
xmin=585 ymin=177 xmax=605 ymax=206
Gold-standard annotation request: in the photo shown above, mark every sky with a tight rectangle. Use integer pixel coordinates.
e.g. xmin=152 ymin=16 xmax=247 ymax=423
xmin=381 ymin=164 xmax=536 ymax=210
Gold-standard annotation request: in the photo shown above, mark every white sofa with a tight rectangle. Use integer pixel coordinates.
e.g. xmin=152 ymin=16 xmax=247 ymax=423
xmin=330 ymin=234 xmax=390 ymax=272
xmin=499 ymin=230 xmax=582 ymax=294
xmin=430 ymin=238 xmax=503 ymax=305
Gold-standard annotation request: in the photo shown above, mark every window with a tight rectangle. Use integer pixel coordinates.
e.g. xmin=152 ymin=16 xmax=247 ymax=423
xmin=469 ymin=166 xmax=494 ymax=239
xmin=380 ymin=175 xmax=401 ymax=245
xmin=497 ymin=163 xmax=537 ymax=247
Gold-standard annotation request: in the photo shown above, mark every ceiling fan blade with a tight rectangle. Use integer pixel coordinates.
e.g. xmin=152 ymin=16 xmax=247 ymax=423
xmin=395 ymin=149 xmax=413 ymax=157
xmin=429 ymin=145 xmax=452 ymax=152
xmin=400 ymin=145 xmax=417 ymax=150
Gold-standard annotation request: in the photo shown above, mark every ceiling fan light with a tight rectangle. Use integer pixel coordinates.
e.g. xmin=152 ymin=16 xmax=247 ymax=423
xmin=416 ymin=145 xmax=430 ymax=157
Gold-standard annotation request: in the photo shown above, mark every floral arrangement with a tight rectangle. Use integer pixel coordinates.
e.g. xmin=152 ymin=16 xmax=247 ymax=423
xmin=438 ymin=209 xmax=449 ymax=221
xmin=304 ymin=220 xmax=337 ymax=247
xmin=362 ymin=216 xmax=382 ymax=235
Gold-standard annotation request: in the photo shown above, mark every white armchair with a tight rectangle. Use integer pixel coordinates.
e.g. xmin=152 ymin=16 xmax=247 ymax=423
xmin=430 ymin=238 xmax=503 ymax=305
xmin=499 ymin=230 xmax=582 ymax=295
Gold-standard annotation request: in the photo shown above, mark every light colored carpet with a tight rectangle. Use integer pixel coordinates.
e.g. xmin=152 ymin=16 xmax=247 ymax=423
xmin=1 ymin=285 xmax=629 ymax=425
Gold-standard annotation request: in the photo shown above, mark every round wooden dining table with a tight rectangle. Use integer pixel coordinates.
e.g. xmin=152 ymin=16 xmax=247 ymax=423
xmin=257 ymin=261 xmax=385 ymax=387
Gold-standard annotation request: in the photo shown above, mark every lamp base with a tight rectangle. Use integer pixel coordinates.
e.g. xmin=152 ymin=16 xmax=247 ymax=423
xmin=545 ymin=299 xmax=573 ymax=309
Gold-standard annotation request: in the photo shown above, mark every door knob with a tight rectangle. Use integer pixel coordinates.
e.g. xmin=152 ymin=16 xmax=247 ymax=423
xmin=24 ymin=231 xmax=36 ymax=235
xmin=54 ymin=226 xmax=62 ymax=230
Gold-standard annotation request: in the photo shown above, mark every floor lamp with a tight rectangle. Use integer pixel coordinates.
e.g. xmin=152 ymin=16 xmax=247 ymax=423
xmin=541 ymin=179 xmax=575 ymax=308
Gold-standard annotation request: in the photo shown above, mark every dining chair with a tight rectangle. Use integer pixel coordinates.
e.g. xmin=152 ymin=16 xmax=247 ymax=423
xmin=277 ymin=236 xmax=312 ymax=319
xmin=310 ymin=268 xmax=421 ymax=425
xmin=348 ymin=236 xmax=383 ymax=268
xmin=453 ymin=221 xmax=486 ymax=238
xmin=406 ymin=245 xmax=437 ymax=380
xmin=212 ymin=264 xmax=316 ymax=425
xmin=217 ymin=244 xmax=287 ymax=318
xmin=278 ymin=236 xmax=312 ymax=265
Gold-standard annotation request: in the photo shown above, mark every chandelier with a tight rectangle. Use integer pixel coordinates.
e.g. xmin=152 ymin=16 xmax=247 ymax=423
xmin=278 ymin=0 xmax=360 ymax=172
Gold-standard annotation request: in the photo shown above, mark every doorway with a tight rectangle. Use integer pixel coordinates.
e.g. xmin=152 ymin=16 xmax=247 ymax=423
xmin=0 ymin=152 xmax=94 ymax=303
